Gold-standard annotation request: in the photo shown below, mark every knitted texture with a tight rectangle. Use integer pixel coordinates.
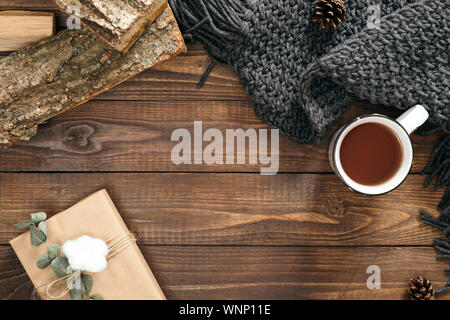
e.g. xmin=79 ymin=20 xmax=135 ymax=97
xmin=170 ymin=0 xmax=449 ymax=212
xmin=170 ymin=0 xmax=449 ymax=144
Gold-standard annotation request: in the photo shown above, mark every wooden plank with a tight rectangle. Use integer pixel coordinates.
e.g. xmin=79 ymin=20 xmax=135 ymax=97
xmin=0 ymin=100 xmax=440 ymax=173
xmin=0 ymin=11 xmax=55 ymax=52
xmin=0 ymin=0 xmax=58 ymax=10
xmin=96 ymin=43 xmax=249 ymax=102
xmin=1 ymin=245 xmax=449 ymax=300
xmin=0 ymin=0 xmax=68 ymax=29
xmin=0 ymin=0 xmax=444 ymax=303
xmin=0 ymin=173 xmax=443 ymax=246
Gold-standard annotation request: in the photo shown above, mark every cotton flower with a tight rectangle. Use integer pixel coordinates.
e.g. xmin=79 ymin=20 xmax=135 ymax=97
xmin=62 ymin=235 xmax=109 ymax=273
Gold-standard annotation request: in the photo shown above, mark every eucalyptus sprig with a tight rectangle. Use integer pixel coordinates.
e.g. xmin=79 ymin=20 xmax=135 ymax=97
xmin=15 ymin=212 xmax=48 ymax=246
xmin=15 ymin=213 xmax=101 ymax=300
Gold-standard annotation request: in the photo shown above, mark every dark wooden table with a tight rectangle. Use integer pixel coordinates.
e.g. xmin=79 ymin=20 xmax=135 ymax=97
xmin=0 ymin=0 xmax=447 ymax=300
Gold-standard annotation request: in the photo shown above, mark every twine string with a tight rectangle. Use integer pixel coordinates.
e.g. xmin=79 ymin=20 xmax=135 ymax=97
xmin=106 ymin=234 xmax=136 ymax=260
xmin=37 ymin=234 xmax=136 ymax=299
xmin=46 ymin=270 xmax=81 ymax=299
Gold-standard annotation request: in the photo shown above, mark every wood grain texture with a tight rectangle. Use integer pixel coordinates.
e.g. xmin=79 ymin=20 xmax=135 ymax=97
xmin=0 ymin=11 xmax=55 ymax=52
xmin=0 ymin=100 xmax=440 ymax=173
xmin=0 ymin=0 xmax=67 ymax=29
xmin=0 ymin=0 xmax=445 ymax=301
xmin=1 ymin=245 xmax=449 ymax=300
xmin=105 ymin=43 xmax=247 ymax=101
xmin=0 ymin=173 xmax=443 ymax=246
xmin=93 ymin=43 xmax=248 ymax=102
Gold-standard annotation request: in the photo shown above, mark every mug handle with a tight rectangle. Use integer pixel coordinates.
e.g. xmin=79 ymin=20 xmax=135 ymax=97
xmin=396 ymin=105 xmax=429 ymax=135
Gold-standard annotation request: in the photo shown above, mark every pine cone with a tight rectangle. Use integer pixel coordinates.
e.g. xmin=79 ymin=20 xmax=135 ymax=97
xmin=408 ymin=276 xmax=435 ymax=300
xmin=312 ymin=0 xmax=346 ymax=31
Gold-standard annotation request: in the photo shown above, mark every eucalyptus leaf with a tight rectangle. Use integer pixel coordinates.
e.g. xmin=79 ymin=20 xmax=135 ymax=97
xmin=29 ymin=224 xmax=46 ymax=246
xmin=66 ymin=271 xmax=80 ymax=290
xmin=51 ymin=255 xmax=69 ymax=277
xmin=47 ymin=244 xmax=60 ymax=259
xmin=89 ymin=295 xmax=102 ymax=300
xmin=36 ymin=252 xmax=52 ymax=269
xmin=81 ymin=274 xmax=93 ymax=294
xmin=38 ymin=221 xmax=47 ymax=236
xmin=69 ymin=289 xmax=82 ymax=300
xmin=31 ymin=212 xmax=47 ymax=223
xmin=14 ymin=220 xmax=33 ymax=229
xmin=74 ymin=273 xmax=82 ymax=290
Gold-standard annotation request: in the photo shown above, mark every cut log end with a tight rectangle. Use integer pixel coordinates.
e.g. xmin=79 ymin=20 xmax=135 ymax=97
xmin=0 ymin=11 xmax=55 ymax=52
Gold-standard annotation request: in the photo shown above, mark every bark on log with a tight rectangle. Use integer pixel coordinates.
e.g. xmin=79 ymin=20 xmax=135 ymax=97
xmin=54 ymin=0 xmax=168 ymax=52
xmin=0 ymin=6 xmax=186 ymax=149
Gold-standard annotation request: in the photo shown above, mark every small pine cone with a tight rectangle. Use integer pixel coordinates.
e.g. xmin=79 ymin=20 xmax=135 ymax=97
xmin=312 ymin=0 xmax=346 ymax=31
xmin=408 ymin=276 xmax=435 ymax=300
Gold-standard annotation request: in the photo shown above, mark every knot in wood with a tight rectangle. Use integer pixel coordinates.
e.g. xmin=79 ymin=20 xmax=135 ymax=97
xmin=64 ymin=124 xmax=95 ymax=148
xmin=325 ymin=197 xmax=345 ymax=216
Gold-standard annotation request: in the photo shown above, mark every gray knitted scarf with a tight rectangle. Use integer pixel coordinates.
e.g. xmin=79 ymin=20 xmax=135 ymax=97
xmin=170 ymin=0 xmax=450 ymax=291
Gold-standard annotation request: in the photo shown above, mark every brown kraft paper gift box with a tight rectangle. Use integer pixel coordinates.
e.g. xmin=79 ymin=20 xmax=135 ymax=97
xmin=10 ymin=189 xmax=166 ymax=300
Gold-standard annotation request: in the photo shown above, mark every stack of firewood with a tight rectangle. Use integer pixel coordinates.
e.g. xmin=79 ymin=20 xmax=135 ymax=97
xmin=0 ymin=0 xmax=186 ymax=149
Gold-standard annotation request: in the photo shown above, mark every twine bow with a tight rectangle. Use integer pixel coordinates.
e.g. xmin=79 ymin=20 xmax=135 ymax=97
xmin=40 ymin=234 xmax=136 ymax=299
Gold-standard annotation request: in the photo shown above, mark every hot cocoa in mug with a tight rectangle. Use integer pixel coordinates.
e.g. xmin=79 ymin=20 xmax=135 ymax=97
xmin=329 ymin=105 xmax=429 ymax=195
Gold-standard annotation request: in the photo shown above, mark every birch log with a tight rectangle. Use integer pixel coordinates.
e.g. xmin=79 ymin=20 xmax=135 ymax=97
xmin=54 ymin=0 xmax=168 ymax=52
xmin=0 ymin=6 xmax=186 ymax=149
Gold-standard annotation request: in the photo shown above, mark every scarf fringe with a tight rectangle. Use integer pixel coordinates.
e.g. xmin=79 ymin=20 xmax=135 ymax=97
xmin=419 ymin=134 xmax=450 ymax=229
xmin=419 ymin=134 xmax=450 ymax=295
xmin=169 ymin=0 xmax=251 ymax=64
xmin=421 ymin=135 xmax=450 ymax=214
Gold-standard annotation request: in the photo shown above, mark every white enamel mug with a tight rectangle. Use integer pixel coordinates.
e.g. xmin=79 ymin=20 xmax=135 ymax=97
xmin=329 ymin=105 xmax=429 ymax=195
